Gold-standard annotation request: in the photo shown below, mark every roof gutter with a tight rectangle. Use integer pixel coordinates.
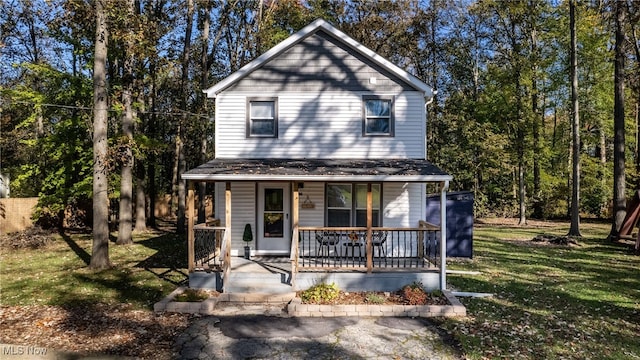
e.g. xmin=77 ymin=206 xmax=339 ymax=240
xmin=182 ymin=173 xmax=453 ymax=182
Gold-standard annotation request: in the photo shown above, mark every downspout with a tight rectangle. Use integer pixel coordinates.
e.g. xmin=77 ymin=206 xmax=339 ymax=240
xmin=425 ymin=89 xmax=437 ymax=106
xmin=439 ymin=180 xmax=449 ymax=291
xmin=425 ymin=90 xmax=437 ymax=160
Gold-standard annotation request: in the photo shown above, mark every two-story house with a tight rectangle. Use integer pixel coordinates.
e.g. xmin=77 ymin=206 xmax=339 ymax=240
xmin=183 ymin=19 xmax=452 ymax=294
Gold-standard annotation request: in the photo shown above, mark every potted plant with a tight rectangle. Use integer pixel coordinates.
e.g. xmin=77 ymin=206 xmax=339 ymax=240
xmin=242 ymin=223 xmax=253 ymax=259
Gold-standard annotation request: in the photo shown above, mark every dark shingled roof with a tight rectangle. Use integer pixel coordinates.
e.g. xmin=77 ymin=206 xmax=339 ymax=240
xmin=182 ymin=159 xmax=451 ymax=182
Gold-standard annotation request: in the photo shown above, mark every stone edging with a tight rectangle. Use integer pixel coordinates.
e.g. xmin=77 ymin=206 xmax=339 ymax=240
xmin=153 ymin=286 xmax=219 ymax=315
xmin=287 ymin=290 xmax=466 ymax=318
xmin=155 ymin=288 xmax=466 ymax=318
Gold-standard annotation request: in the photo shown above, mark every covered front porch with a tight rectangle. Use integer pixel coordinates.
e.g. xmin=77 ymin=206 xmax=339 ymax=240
xmin=182 ymin=159 xmax=452 ymax=293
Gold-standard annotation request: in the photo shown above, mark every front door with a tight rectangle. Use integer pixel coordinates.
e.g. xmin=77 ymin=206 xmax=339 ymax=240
xmin=257 ymin=183 xmax=290 ymax=254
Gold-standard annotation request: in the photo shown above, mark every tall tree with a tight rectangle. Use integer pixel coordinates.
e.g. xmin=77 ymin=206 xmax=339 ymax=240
xmin=608 ymin=0 xmax=627 ymax=241
xmin=89 ymin=0 xmax=111 ymax=269
xmin=175 ymin=0 xmax=194 ymax=234
xmin=529 ymin=0 xmax=544 ymax=219
xmin=568 ymin=0 xmax=581 ymax=236
xmin=117 ymin=0 xmax=136 ymax=245
xmin=197 ymin=0 xmax=211 ymax=224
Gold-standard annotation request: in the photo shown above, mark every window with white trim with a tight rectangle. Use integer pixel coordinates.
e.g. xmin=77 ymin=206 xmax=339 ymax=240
xmin=363 ymin=96 xmax=394 ymax=136
xmin=326 ymin=183 xmax=381 ymax=227
xmin=247 ymin=98 xmax=277 ymax=137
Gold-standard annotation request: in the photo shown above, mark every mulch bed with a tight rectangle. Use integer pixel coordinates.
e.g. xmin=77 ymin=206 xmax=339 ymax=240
xmin=531 ymin=234 xmax=581 ymax=246
xmin=299 ymin=290 xmax=450 ymax=306
xmin=0 ymin=304 xmax=195 ymax=359
xmin=0 ymin=226 xmax=54 ymax=249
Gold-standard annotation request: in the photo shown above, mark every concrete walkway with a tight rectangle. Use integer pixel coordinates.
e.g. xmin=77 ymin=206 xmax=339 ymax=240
xmin=173 ymin=302 xmax=463 ymax=359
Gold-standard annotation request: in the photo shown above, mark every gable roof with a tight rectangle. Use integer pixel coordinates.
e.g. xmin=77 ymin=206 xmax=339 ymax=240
xmin=203 ymin=19 xmax=433 ymax=99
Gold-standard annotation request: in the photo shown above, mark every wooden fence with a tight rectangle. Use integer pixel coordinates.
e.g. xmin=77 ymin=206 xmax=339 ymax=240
xmin=0 ymin=197 xmax=38 ymax=234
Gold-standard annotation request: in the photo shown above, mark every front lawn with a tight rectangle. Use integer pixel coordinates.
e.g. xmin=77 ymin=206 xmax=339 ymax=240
xmin=445 ymin=219 xmax=640 ymax=359
xmin=0 ymin=228 xmax=187 ymax=309
xmin=0 ymin=226 xmax=192 ymax=359
xmin=1 ymin=219 xmax=638 ymax=359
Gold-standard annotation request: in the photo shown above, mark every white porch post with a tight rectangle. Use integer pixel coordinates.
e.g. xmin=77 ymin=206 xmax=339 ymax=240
xmin=291 ymin=182 xmax=300 ymax=287
xmin=439 ymin=180 xmax=450 ymax=290
xmin=366 ymin=183 xmax=373 ymax=273
xmin=223 ymin=182 xmax=232 ymax=291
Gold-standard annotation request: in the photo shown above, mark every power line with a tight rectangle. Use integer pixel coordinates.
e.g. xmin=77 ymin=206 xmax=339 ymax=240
xmin=4 ymin=100 xmax=212 ymax=120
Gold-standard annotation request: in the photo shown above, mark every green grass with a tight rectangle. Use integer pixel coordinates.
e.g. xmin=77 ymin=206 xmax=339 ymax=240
xmin=1 ymin=220 xmax=638 ymax=359
xmin=0 ymin=229 xmax=188 ymax=309
xmin=445 ymin=220 xmax=640 ymax=359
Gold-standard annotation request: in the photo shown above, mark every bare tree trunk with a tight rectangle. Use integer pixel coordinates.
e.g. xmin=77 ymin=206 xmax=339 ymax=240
xmin=600 ymin=127 xmax=607 ymax=215
xmin=176 ymin=0 xmax=194 ymax=234
xmin=518 ymin=152 xmax=526 ymax=225
xmin=172 ymin=137 xmax=179 ymax=216
xmin=609 ymin=0 xmax=627 ymax=241
xmin=134 ymin=159 xmax=147 ymax=232
xmin=90 ymin=0 xmax=111 ymax=269
xmin=198 ymin=1 xmax=211 ymax=224
xmin=516 ymin=78 xmax=526 ymax=225
xmin=530 ymin=3 xmax=542 ymax=219
xmin=568 ymin=0 xmax=581 ymax=237
xmin=177 ymin=124 xmax=186 ymax=233
xmin=133 ymin=87 xmax=146 ymax=233
xmin=147 ymin=60 xmax=157 ymax=228
xmin=117 ymin=0 xmax=136 ymax=245
xmin=629 ymin=4 xmax=640 ymax=190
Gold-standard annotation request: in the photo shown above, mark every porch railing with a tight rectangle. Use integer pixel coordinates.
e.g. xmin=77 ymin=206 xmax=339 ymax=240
xmin=192 ymin=222 xmax=226 ymax=271
xmin=296 ymin=225 xmax=440 ymax=271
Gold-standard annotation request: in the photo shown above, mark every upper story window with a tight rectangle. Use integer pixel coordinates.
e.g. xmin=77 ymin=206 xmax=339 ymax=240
xmin=247 ymin=98 xmax=278 ymax=138
xmin=363 ymin=96 xmax=394 ymax=136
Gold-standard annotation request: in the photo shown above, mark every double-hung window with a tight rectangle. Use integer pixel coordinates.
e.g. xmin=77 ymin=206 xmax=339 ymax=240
xmin=247 ymin=98 xmax=278 ymax=138
xmin=363 ymin=96 xmax=394 ymax=136
xmin=326 ymin=183 xmax=381 ymax=227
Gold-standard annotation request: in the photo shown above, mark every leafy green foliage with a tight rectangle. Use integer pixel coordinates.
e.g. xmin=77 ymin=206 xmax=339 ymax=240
xmin=242 ymin=223 xmax=253 ymax=242
xmin=2 ymin=62 xmax=94 ymax=227
xmin=2 ymin=0 xmax=639 ymax=228
xmin=299 ymin=282 xmax=340 ymax=303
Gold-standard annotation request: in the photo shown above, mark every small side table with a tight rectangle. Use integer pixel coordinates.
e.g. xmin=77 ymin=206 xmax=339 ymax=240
xmin=343 ymin=242 xmax=364 ymax=260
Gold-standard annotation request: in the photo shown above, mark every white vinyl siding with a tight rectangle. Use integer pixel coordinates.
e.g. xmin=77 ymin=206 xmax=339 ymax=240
xmin=298 ymin=182 xmax=325 ymax=227
xmin=215 ymin=182 xmax=256 ymax=252
xmin=214 ymin=91 xmax=425 ymax=159
xmin=225 ymin=31 xmax=413 ymax=93
xmin=382 ymin=182 xmax=426 ymax=228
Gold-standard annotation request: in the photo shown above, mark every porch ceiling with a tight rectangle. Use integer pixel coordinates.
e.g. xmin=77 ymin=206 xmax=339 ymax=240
xmin=182 ymin=158 xmax=452 ymax=182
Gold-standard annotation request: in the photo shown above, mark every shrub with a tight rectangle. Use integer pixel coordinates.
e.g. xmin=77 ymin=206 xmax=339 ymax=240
xmin=401 ymin=282 xmax=428 ymax=305
xmin=364 ymin=293 xmax=386 ymax=304
xmin=299 ymin=283 xmax=340 ymax=303
xmin=174 ymin=289 xmax=210 ymax=302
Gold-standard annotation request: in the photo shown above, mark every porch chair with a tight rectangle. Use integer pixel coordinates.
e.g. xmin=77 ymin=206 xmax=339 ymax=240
xmin=315 ymin=231 xmax=340 ymax=259
xmin=372 ymin=231 xmax=387 ymax=264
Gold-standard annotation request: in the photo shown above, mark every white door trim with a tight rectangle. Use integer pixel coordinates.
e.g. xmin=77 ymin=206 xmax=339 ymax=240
xmin=256 ymin=182 xmax=291 ymax=255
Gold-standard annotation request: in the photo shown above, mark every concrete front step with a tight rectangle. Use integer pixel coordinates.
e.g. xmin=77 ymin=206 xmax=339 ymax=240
xmin=224 ymin=283 xmax=294 ymax=294
xmin=225 ymin=271 xmax=293 ymax=294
